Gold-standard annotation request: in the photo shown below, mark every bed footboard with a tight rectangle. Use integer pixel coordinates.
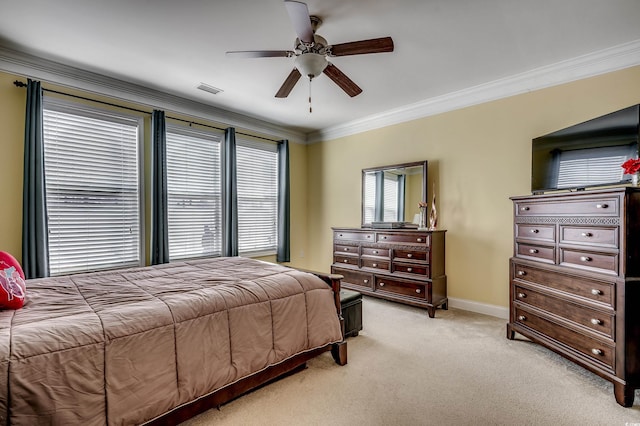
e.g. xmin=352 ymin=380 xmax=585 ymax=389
xmin=307 ymin=271 xmax=348 ymax=366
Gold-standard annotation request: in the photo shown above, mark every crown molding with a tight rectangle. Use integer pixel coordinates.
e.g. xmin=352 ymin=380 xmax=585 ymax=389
xmin=307 ymin=39 xmax=640 ymax=144
xmin=0 ymin=46 xmax=307 ymax=143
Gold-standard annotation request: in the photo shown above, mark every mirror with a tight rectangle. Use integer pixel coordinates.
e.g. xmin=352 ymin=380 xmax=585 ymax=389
xmin=362 ymin=160 xmax=428 ymax=227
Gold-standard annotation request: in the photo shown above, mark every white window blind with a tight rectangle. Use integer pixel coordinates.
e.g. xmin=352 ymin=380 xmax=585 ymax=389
xmin=43 ymin=99 xmax=142 ymax=275
xmin=166 ymin=126 xmax=222 ymax=260
xmin=557 ymin=146 xmax=628 ymax=189
xmin=236 ymin=139 xmax=278 ymax=255
xmin=383 ymin=172 xmax=399 ymax=221
xmin=363 ymin=172 xmax=376 ymax=224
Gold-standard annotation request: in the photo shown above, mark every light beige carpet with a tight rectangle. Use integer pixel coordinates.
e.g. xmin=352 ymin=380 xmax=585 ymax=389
xmin=182 ymin=297 xmax=640 ymax=425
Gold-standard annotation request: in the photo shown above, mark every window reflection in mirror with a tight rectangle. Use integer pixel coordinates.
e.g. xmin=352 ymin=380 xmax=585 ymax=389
xmin=362 ymin=161 xmax=427 ymax=227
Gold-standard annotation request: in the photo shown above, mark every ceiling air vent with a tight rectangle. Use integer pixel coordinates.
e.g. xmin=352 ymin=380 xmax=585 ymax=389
xmin=197 ymin=83 xmax=223 ymax=95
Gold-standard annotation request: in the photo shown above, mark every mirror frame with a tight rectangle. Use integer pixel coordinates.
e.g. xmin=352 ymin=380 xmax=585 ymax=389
xmin=361 ymin=160 xmax=428 ymax=227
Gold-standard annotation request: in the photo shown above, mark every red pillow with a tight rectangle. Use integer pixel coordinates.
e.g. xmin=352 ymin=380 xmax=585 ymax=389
xmin=0 ymin=251 xmax=26 ymax=309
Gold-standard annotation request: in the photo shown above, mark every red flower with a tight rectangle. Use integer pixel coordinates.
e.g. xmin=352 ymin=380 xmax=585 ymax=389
xmin=621 ymin=158 xmax=640 ymax=175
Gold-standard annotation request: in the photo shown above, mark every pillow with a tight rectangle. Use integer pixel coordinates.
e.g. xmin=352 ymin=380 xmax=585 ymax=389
xmin=0 ymin=251 xmax=26 ymax=309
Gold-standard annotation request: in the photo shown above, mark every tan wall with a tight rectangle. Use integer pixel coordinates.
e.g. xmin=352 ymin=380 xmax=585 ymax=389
xmin=306 ymin=66 xmax=640 ymax=308
xmin=0 ymin=70 xmax=309 ymax=268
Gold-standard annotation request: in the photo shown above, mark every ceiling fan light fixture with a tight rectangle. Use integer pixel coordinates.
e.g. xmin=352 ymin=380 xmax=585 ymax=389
xmin=294 ymin=53 xmax=328 ymax=79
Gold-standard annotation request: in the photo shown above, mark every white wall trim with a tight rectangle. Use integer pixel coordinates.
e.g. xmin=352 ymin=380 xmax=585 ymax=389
xmin=307 ymin=39 xmax=640 ymax=143
xmin=0 ymin=46 xmax=307 ymax=144
xmin=448 ymin=297 xmax=509 ymax=320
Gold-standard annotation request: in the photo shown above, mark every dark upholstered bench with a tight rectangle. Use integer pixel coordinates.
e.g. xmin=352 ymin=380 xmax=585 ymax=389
xmin=340 ymin=289 xmax=363 ymax=338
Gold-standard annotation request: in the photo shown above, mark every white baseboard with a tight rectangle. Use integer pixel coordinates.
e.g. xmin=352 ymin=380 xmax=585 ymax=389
xmin=447 ymin=297 xmax=509 ymax=319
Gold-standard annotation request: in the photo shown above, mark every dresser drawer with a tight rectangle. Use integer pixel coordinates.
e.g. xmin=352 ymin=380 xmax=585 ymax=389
xmin=515 ymin=197 xmax=619 ymax=217
xmin=514 ymin=307 xmax=614 ymax=369
xmin=377 ymin=233 xmax=430 ymax=245
xmin=511 ymin=262 xmax=614 ymax=308
xmin=392 ymin=262 xmax=430 ymax=277
xmin=331 ymin=267 xmax=373 ymax=290
xmin=334 ymin=231 xmax=374 ymax=242
xmin=515 ymin=242 xmax=555 ymax=263
xmin=560 ymin=226 xmax=618 ymax=249
xmin=361 ymin=247 xmax=390 ymax=258
xmin=375 ymin=276 xmax=426 ymax=300
xmin=335 ymin=244 xmax=359 ymax=255
xmin=334 ymin=254 xmax=359 ymax=267
xmin=514 ymin=285 xmax=614 ymax=338
xmin=516 ymin=224 xmax=555 ymax=243
xmin=361 ymin=258 xmax=390 ymax=271
xmin=394 ymin=249 xmax=427 ymax=262
xmin=560 ymin=249 xmax=618 ymax=275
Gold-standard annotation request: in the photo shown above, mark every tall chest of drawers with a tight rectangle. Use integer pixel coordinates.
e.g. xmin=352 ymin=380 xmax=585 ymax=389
xmin=331 ymin=227 xmax=447 ymax=318
xmin=507 ymin=188 xmax=640 ymax=406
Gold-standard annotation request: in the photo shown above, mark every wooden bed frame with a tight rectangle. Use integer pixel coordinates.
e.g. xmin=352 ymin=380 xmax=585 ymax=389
xmin=145 ymin=272 xmax=347 ymax=425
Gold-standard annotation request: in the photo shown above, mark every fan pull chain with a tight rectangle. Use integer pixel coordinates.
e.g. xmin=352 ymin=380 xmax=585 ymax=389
xmin=308 ymin=77 xmax=313 ymax=113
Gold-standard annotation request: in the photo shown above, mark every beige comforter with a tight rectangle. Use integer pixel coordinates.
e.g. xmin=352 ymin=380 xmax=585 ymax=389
xmin=0 ymin=257 xmax=342 ymax=425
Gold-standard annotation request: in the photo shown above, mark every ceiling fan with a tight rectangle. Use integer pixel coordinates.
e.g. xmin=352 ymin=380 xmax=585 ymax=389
xmin=226 ymin=0 xmax=394 ymax=103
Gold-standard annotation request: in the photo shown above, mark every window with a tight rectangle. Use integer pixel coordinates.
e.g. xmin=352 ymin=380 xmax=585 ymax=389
xmin=236 ymin=139 xmax=278 ymax=255
xmin=383 ymin=172 xmax=400 ymax=222
xmin=43 ymin=99 xmax=142 ymax=275
xmin=363 ymin=172 xmax=376 ymax=224
xmin=166 ymin=126 xmax=222 ymax=260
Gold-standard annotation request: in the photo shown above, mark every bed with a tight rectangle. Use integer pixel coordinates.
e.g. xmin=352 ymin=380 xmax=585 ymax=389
xmin=0 ymin=256 xmax=346 ymax=425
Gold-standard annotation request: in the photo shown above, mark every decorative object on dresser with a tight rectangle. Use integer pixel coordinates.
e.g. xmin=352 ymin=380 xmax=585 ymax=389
xmin=507 ymin=187 xmax=640 ymax=407
xmin=428 ymin=182 xmax=438 ymax=231
xmin=332 ymin=228 xmax=447 ymax=318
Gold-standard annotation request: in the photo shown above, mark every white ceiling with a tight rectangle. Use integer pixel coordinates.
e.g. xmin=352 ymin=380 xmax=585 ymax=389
xmin=1 ymin=0 xmax=640 ymax=137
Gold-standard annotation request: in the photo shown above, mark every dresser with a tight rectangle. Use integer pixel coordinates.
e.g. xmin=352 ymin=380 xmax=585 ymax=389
xmin=507 ymin=188 xmax=640 ymax=407
xmin=331 ymin=228 xmax=447 ymax=318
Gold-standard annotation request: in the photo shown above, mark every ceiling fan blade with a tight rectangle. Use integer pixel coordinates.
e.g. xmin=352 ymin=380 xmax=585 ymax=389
xmin=226 ymin=50 xmax=294 ymax=58
xmin=322 ymin=64 xmax=362 ymax=97
xmin=330 ymin=37 xmax=394 ymax=56
xmin=275 ymin=68 xmax=302 ymax=98
xmin=284 ymin=0 xmax=314 ymax=44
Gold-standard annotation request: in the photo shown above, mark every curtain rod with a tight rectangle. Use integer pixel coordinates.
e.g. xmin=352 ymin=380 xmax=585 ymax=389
xmin=13 ymin=80 xmax=281 ymax=143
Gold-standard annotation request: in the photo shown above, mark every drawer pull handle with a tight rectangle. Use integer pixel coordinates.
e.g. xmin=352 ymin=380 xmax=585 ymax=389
xmin=373 ymin=250 xmax=378 ymax=254
xmin=596 ymin=204 xmax=608 ymax=209
xmin=529 ymin=249 xmax=538 ymax=254
xmin=379 ymin=282 xmax=385 ymax=287
xmin=343 ymin=259 xmax=349 ymax=263
xmin=417 ymin=238 xmax=423 ymax=242
xmin=363 ymin=279 xmax=369 ymax=284
xmin=591 ymin=289 xmax=603 ymax=296
xmin=590 ymin=318 xmax=603 ymax=325
xmin=415 ymin=288 xmax=421 ymax=294
xmin=581 ymin=232 xmax=593 ymax=237
xmin=339 ymin=234 xmax=343 ymax=237
xmin=591 ymin=348 xmax=603 ymax=356
xmin=517 ymin=271 xmax=526 ymax=276
xmin=407 ymin=267 xmax=413 ymax=272
xmin=517 ymin=292 xmax=526 ymax=298
xmin=367 ymin=235 xmax=371 ymax=238
xmin=344 ymin=248 xmax=349 ymax=251
xmin=407 ymin=253 xmax=413 ymax=258
xmin=382 ymin=236 xmax=387 ymax=240
xmin=530 ymin=229 xmax=539 ymax=234
xmin=580 ymin=256 xmax=592 ymax=262
xmin=372 ymin=263 xmax=378 ymax=267
xmin=520 ymin=206 xmax=530 ymax=211
xmin=517 ymin=315 xmax=526 ymax=321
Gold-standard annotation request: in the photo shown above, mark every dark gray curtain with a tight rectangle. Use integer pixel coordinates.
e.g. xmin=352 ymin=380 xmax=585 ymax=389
xmin=374 ymin=171 xmax=384 ymax=222
xmin=277 ymin=140 xmax=290 ymax=262
xmin=151 ymin=110 xmax=169 ymax=264
xmin=22 ymin=79 xmax=50 ymax=279
xmin=223 ymin=127 xmax=238 ymax=257
xmin=397 ymin=174 xmax=406 ymax=222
